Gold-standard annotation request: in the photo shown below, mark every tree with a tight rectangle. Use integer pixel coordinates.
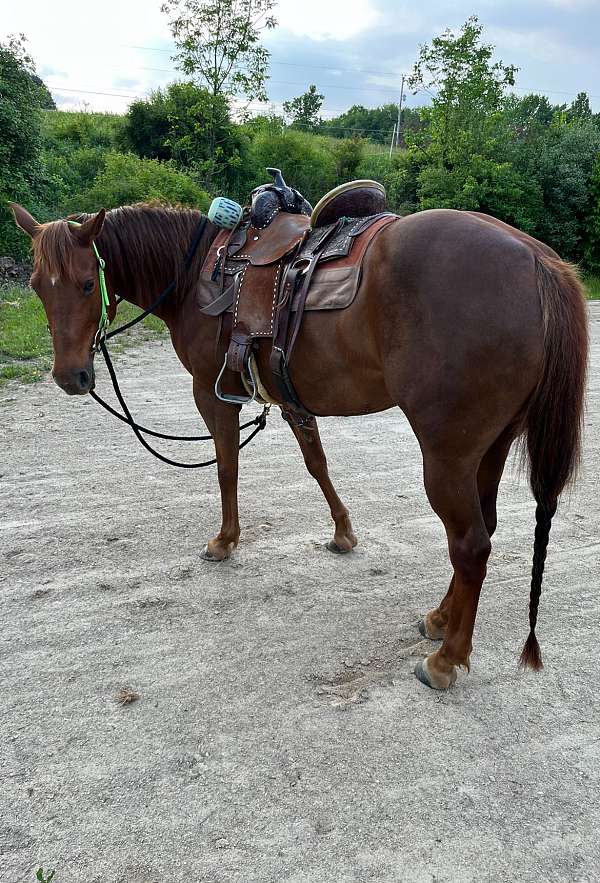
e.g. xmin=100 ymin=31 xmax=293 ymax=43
xmin=584 ymin=154 xmax=600 ymax=273
xmin=121 ymin=90 xmax=172 ymax=161
xmin=323 ymin=103 xmax=424 ymax=145
xmin=0 ymin=35 xmax=46 ymax=257
xmin=568 ymin=91 xmax=592 ymax=124
xmin=29 ymin=73 xmax=56 ymax=110
xmin=161 ymin=0 xmax=276 ymax=103
xmin=121 ymin=82 xmax=253 ymax=196
xmin=408 ymin=16 xmax=516 ymax=166
xmin=283 ymin=84 xmax=324 ymax=131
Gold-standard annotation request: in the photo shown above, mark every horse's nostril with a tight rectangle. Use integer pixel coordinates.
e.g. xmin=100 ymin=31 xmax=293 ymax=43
xmin=78 ymin=370 xmax=90 ymax=389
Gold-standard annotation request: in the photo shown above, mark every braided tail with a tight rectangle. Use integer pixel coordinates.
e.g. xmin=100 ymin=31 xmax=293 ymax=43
xmin=519 ymin=501 xmax=557 ymax=670
xmin=519 ymin=255 xmax=587 ymax=670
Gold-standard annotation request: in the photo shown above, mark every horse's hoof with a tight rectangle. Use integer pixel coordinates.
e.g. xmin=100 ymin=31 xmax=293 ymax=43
xmin=414 ymin=657 xmax=457 ymax=690
xmin=201 ymin=544 xmax=228 ymax=562
xmin=326 ymin=540 xmax=353 ymax=554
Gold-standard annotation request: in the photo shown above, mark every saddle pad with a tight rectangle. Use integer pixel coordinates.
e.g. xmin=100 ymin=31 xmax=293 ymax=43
xmin=298 ymin=212 xmax=395 ymax=263
xmin=197 ymin=213 xmax=397 ymax=315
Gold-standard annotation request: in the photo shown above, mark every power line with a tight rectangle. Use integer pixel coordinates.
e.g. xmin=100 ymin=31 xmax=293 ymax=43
xmin=122 ymin=44 xmax=407 ymax=81
xmin=49 ymin=85 xmax=144 ymax=99
xmin=120 ymin=44 xmax=600 ymax=102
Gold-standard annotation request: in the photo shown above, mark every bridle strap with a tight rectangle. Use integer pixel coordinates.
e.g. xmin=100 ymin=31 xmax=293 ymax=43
xmin=70 ymin=212 xmax=270 ymax=466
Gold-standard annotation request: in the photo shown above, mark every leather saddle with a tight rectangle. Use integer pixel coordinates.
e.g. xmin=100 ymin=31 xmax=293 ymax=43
xmin=200 ymin=169 xmax=396 ymax=415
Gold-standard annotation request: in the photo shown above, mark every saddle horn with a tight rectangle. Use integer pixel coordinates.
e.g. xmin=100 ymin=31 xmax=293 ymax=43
xmin=266 ymin=168 xmax=287 ymax=190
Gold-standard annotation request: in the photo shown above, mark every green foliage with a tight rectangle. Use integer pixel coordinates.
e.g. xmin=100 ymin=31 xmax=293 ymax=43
xmin=248 ymin=129 xmax=338 ymax=203
xmin=0 ymin=36 xmax=47 ymax=258
xmin=42 ymin=109 xmax=124 ymax=151
xmin=121 ymin=91 xmax=171 ymax=161
xmin=36 ymin=868 xmax=55 ymax=882
xmin=583 ymin=273 xmax=600 ymax=299
xmin=162 ymin=0 xmax=276 ymax=102
xmin=283 ymin=84 xmax=324 ymax=131
xmin=324 ymin=103 xmax=423 ymax=145
xmin=529 ymin=121 xmax=600 ymax=257
xmin=39 ymin=110 xmax=129 ymax=216
xmin=401 ymin=16 xmax=600 ymax=259
xmin=122 ymin=83 xmax=254 ymax=195
xmin=29 ymin=73 xmax=55 ymax=109
xmin=75 ymin=152 xmax=211 ymax=212
xmin=584 ymin=155 xmax=600 ymax=274
xmin=408 ymin=16 xmax=516 ymax=167
xmin=330 ymin=137 xmax=365 ymax=181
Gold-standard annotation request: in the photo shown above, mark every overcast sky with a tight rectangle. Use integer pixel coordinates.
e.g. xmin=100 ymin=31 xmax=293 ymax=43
xmin=2 ymin=0 xmax=600 ymax=118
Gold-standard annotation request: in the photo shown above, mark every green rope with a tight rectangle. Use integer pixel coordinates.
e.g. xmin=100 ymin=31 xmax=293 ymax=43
xmin=68 ymin=219 xmax=111 ymax=348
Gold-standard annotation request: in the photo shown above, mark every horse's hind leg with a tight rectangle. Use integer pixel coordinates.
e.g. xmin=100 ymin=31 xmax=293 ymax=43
xmin=415 ymin=454 xmax=491 ymax=689
xmin=419 ymin=431 xmax=514 ymax=643
xmin=283 ymin=411 xmax=357 ymax=553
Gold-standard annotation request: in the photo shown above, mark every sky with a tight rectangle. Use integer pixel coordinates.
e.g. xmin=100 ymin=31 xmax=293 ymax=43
xmin=2 ymin=0 xmax=600 ymax=119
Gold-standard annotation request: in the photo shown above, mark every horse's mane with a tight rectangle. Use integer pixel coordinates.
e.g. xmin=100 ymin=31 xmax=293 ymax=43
xmin=32 ymin=202 xmax=215 ymax=305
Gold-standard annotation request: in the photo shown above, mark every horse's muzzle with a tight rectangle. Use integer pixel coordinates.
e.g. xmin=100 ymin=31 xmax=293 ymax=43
xmin=53 ymin=366 xmax=95 ymax=395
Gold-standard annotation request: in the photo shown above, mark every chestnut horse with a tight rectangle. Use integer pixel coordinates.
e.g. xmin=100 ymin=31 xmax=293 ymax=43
xmin=10 ymin=201 xmax=588 ymax=690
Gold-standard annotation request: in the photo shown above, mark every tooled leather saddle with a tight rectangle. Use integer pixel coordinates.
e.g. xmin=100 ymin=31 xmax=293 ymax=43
xmin=198 ymin=169 xmax=397 ymax=415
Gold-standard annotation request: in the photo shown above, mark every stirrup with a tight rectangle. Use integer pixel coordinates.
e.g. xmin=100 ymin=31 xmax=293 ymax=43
xmin=214 ymin=352 xmax=258 ymax=406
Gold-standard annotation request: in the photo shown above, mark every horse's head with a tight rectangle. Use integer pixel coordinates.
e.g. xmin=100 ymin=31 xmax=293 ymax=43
xmin=11 ymin=204 xmax=112 ymax=395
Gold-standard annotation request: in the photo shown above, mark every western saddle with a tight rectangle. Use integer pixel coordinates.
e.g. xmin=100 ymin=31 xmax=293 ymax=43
xmin=198 ymin=169 xmax=397 ymax=416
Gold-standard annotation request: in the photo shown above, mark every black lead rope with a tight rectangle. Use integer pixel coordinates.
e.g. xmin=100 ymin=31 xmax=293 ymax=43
xmin=93 ymin=343 xmax=268 ymax=469
xmin=89 ymin=216 xmax=270 ymax=468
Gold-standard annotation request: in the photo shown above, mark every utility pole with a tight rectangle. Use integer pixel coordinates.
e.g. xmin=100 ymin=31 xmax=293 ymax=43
xmin=389 ymin=122 xmax=397 ymax=159
xmin=396 ymin=74 xmax=405 ymax=149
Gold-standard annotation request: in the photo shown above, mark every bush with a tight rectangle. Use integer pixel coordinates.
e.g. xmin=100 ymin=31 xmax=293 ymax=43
xmin=75 ymin=152 xmax=210 ymax=212
xmin=41 ymin=109 xmax=125 ymax=151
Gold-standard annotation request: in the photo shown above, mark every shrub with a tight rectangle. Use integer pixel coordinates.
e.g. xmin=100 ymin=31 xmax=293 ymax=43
xmin=76 ymin=152 xmax=210 ymax=212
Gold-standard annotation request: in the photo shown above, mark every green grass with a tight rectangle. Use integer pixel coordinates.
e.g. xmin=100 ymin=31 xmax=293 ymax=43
xmin=583 ymin=272 xmax=600 ymax=300
xmin=0 ymin=284 xmax=167 ymax=386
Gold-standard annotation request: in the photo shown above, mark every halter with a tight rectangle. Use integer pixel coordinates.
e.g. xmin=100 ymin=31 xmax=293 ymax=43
xmin=67 ymin=220 xmax=111 ymax=351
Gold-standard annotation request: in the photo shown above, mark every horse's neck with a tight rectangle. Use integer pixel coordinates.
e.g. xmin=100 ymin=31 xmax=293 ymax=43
xmin=99 ymin=209 xmax=211 ymax=324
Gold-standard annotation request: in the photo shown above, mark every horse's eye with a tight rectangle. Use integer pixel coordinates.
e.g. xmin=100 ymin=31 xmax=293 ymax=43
xmin=83 ymin=279 xmax=95 ymax=295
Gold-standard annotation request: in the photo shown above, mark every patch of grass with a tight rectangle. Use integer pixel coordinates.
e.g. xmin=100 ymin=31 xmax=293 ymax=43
xmin=583 ymin=273 xmax=600 ymax=300
xmin=0 ymin=284 xmax=167 ymax=386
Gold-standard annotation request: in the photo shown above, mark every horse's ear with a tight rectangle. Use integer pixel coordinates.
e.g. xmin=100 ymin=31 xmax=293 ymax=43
xmin=71 ymin=209 xmax=106 ymax=245
xmin=10 ymin=203 xmax=41 ymax=238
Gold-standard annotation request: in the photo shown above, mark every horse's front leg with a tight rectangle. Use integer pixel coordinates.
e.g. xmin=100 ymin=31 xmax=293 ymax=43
xmin=194 ymin=386 xmax=241 ymax=562
xmin=283 ymin=411 xmax=357 ymax=553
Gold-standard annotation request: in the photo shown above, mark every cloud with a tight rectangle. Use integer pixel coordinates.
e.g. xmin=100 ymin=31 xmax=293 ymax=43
xmin=2 ymin=0 xmax=599 ymax=114
xmin=276 ymin=0 xmax=381 ymax=40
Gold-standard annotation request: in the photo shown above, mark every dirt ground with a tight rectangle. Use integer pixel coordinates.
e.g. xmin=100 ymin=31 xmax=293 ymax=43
xmin=1 ymin=305 xmax=599 ymax=883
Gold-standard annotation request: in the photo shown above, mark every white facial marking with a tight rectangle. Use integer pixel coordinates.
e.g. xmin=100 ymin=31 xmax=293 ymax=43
xmin=50 ymin=276 xmax=57 ymax=287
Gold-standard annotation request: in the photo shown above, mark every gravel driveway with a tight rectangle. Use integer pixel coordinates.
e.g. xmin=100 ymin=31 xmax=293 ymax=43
xmin=1 ymin=304 xmax=599 ymax=883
